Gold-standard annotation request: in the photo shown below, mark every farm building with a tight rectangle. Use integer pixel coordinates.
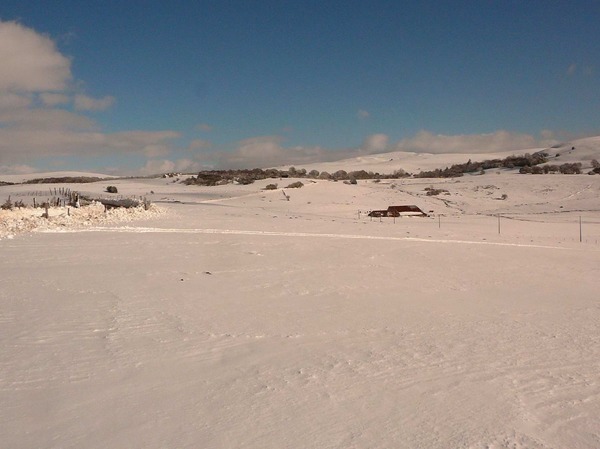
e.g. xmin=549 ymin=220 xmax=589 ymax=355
xmin=368 ymin=205 xmax=428 ymax=217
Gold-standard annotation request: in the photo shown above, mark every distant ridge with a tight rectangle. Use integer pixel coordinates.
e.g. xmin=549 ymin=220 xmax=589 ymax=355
xmin=0 ymin=171 xmax=116 ymax=184
xmin=286 ymin=136 xmax=600 ymax=175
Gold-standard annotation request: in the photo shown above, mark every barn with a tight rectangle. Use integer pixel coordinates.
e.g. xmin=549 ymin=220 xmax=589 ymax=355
xmin=368 ymin=205 xmax=428 ymax=217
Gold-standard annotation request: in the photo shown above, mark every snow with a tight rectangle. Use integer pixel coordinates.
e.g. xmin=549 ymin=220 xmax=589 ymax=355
xmin=1 ymin=162 xmax=600 ymax=448
xmin=0 ymin=202 xmax=164 ymax=240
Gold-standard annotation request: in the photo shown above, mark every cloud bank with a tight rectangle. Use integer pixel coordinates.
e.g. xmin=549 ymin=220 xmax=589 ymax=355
xmin=392 ymin=130 xmax=557 ymax=154
xmin=184 ymin=130 xmax=556 ymax=171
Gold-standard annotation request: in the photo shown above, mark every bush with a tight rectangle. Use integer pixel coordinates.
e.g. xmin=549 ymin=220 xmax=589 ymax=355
xmin=235 ymin=176 xmax=255 ymax=185
xmin=106 ymin=186 xmax=118 ymax=193
xmin=424 ymin=187 xmax=448 ymax=196
xmin=559 ymin=163 xmax=582 ymax=174
xmin=332 ymin=170 xmax=348 ymax=181
xmin=286 ymin=181 xmax=304 ymax=188
xmin=264 ymin=183 xmax=278 ymax=190
xmin=1 ymin=196 xmax=13 ymax=210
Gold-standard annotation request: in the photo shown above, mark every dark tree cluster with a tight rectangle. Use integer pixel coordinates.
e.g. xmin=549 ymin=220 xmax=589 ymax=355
xmin=183 ymin=167 xmax=412 ymax=186
xmin=24 ymin=177 xmax=106 ymax=184
xmin=519 ymin=163 xmax=582 ymax=174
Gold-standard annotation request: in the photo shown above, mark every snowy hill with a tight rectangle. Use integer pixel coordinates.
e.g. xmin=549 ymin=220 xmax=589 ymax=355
xmin=542 ymin=136 xmax=600 ymax=168
xmin=285 ymin=135 xmax=600 ymax=175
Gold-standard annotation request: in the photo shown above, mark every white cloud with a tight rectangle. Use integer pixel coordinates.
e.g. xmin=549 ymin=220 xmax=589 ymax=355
xmin=102 ymin=130 xmax=180 ymax=158
xmin=0 ymin=126 xmax=180 ymax=164
xmin=392 ymin=130 xmax=555 ymax=154
xmin=204 ymin=136 xmax=328 ymax=169
xmin=188 ymin=139 xmax=212 ymax=151
xmin=0 ymin=92 xmax=31 ymax=110
xmin=0 ymin=163 xmax=37 ymax=175
xmin=0 ymin=20 xmax=71 ymax=92
xmin=139 ymin=144 xmax=171 ymax=158
xmin=40 ymin=92 xmax=69 ymax=106
xmin=74 ymin=94 xmax=115 ymax=111
xmin=361 ymin=134 xmax=389 ymax=153
xmin=0 ymin=107 xmax=96 ymax=130
xmin=138 ymin=158 xmax=203 ymax=176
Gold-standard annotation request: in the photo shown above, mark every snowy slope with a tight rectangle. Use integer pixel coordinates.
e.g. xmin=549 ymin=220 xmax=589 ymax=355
xmin=543 ymin=136 xmax=600 ymax=168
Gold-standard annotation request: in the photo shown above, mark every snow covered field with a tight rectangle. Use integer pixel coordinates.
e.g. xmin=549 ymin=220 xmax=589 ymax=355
xmin=1 ymin=170 xmax=599 ymax=448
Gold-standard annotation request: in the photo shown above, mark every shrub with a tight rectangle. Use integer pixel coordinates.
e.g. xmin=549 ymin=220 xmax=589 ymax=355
xmin=348 ymin=170 xmax=370 ymax=180
xmin=106 ymin=186 xmax=118 ymax=193
xmin=531 ymin=166 xmax=543 ymax=174
xmin=1 ymin=196 xmax=13 ymax=210
xmin=393 ymin=169 xmax=409 ymax=178
xmin=559 ymin=163 xmax=582 ymax=174
xmin=425 ymin=187 xmax=448 ymax=196
xmin=332 ymin=170 xmax=348 ymax=181
xmin=235 ymin=176 xmax=255 ymax=185
xmin=264 ymin=183 xmax=278 ymax=190
xmin=286 ymin=181 xmax=304 ymax=188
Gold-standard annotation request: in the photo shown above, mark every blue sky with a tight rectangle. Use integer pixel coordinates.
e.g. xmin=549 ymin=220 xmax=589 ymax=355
xmin=1 ymin=1 xmax=599 ymax=174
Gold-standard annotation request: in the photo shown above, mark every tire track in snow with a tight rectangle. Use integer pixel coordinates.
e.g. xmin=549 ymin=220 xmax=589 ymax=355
xmin=40 ymin=226 xmax=575 ymax=250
